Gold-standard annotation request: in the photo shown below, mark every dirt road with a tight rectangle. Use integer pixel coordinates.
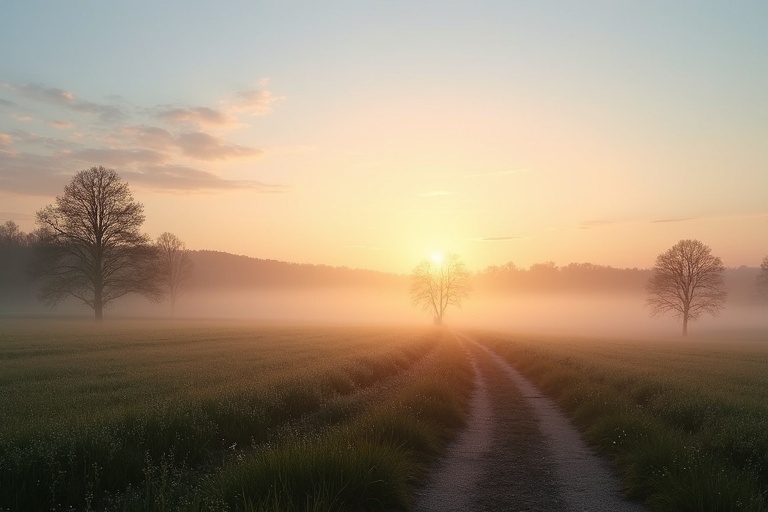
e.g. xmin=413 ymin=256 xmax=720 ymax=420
xmin=414 ymin=333 xmax=645 ymax=512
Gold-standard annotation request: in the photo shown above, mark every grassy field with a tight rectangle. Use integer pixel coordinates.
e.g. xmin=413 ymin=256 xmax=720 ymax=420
xmin=477 ymin=330 xmax=768 ymax=512
xmin=0 ymin=320 xmax=473 ymax=511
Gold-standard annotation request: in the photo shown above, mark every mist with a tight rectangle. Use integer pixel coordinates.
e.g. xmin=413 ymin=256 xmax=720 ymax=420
xmin=55 ymin=286 xmax=765 ymax=340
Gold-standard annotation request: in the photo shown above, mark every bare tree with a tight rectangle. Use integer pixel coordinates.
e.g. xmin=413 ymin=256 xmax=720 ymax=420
xmin=410 ymin=253 xmax=471 ymax=325
xmin=646 ymin=239 xmax=726 ymax=336
xmin=156 ymin=232 xmax=193 ymax=314
xmin=758 ymin=255 xmax=768 ymax=298
xmin=33 ymin=166 xmax=162 ymax=321
xmin=0 ymin=220 xmax=27 ymax=246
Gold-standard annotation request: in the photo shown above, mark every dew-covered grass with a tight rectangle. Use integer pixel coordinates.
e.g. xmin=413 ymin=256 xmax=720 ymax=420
xmin=0 ymin=319 xmax=471 ymax=511
xmin=478 ymin=330 xmax=768 ymax=512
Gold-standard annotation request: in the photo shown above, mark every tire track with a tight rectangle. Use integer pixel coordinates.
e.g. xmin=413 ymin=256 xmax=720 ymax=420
xmin=415 ymin=333 xmax=644 ymax=511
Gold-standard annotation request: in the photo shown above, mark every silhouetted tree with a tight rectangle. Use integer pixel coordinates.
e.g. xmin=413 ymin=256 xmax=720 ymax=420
xmin=758 ymin=255 xmax=768 ymax=298
xmin=156 ymin=232 xmax=193 ymax=314
xmin=646 ymin=239 xmax=726 ymax=336
xmin=33 ymin=166 xmax=162 ymax=321
xmin=410 ymin=253 xmax=471 ymax=325
xmin=0 ymin=220 xmax=23 ymax=246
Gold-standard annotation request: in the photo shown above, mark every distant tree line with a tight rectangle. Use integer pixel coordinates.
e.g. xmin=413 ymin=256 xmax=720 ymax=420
xmin=475 ymin=261 xmax=650 ymax=293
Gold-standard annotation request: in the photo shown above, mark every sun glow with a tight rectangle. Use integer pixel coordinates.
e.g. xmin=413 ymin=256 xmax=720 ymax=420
xmin=430 ymin=251 xmax=444 ymax=265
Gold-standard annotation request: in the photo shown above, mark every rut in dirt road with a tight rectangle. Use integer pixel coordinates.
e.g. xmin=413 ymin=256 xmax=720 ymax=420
xmin=415 ymin=333 xmax=644 ymax=512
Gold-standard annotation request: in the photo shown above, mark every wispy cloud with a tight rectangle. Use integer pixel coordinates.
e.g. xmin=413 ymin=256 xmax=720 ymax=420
xmin=0 ymin=80 xmax=282 ymax=194
xmin=154 ymin=83 xmax=278 ymax=129
xmin=70 ymin=148 xmax=168 ymax=167
xmin=176 ymin=132 xmax=262 ymax=160
xmin=3 ymin=82 xmax=126 ymax=122
xmin=156 ymin=106 xmax=236 ymax=127
xmin=123 ymin=165 xmax=286 ymax=192
xmin=50 ymin=120 xmax=74 ymax=130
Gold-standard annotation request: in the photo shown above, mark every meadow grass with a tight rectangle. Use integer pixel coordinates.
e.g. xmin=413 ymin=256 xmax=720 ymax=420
xmin=478 ymin=330 xmax=768 ymax=512
xmin=0 ymin=320 xmax=467 ymax=511
xmin=211 ymin=329 xmax=474 ymax=511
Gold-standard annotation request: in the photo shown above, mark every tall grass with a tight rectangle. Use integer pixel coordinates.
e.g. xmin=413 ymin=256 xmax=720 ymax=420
xmin=212 ymin=330 xmax=474 ymax=511
xmin=0 ymin=321 xmax=440 ymax=511
xmin=478 ymin=331 xmax=768 ymax=512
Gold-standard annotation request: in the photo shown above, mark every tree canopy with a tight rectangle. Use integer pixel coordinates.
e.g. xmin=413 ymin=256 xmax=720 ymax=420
xmin=33 ymin=166 xmax=162 ymax=320
xmin=646 ymin=239 xmax=726 ymax=336
xmin=410 ymin=253 xmax=470 ymax=325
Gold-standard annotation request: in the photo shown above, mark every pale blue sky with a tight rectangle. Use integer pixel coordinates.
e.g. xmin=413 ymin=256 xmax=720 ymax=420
xmin=1 ymin=2 xmax=767 ymax=271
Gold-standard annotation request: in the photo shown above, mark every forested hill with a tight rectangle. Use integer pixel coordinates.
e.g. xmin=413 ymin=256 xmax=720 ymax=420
xmin=188 ymin=250 xmax=406 ymax=289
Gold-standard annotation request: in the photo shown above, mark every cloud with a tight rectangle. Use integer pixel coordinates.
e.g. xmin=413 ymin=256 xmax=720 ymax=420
xmin=12 ymin=115 xmax=33 ymax=122
xmin=471 ymin=236 xmax=524 ymax=242
xmin=123 ymin=165 xmax=286 ymax=192
xmin=0 ymin=151 xmax=71 ymax=195
xmin=418 ymin=190 xmax=454 ymax=197
xmin=153 ymin=82 xmax=278 ymax=128
xmin=70 ymin=148 xmax=168 ymax=167
xmin=10 ymin=130 xmax=79 ymax=151
xmin=156 ymin=106 xmax=236 ymax=127
xmin=2 ymin=82 xmax=125 ymax=122
xmin=50 ymin=120 xmax=74 ymax=130
xmin=0 ymin=81 xmax=279 ymax=195
xmin=176 ymin=132 xmax=262 ymax=160
xmin=232 ymin=88 xmax=278 ymax=116
xmin=118 ymin=125 xmax=176 ymax=150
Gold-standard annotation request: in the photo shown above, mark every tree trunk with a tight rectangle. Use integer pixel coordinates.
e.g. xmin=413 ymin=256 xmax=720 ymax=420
xmin=682 ymin=313 xmax=688 ymax=337
xmin=94 ymin=286 xmax=103 ymax=322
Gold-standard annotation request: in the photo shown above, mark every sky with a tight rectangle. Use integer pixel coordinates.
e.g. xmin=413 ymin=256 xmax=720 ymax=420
xmin=1 ymin=2 xmax=767 ymax=273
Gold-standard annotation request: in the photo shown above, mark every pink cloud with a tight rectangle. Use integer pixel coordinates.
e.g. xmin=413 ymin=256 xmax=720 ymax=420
xmin=176 ymin=132 xmax=262 ymax=160
xmin=156 ymin=106 xmax=236 ymax=127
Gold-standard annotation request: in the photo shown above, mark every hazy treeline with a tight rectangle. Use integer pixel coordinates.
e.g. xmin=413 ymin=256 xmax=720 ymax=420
xmin=189 ymin=250 xmax=406 ymax=290
xmin=1 ymin=219 xmax=765 ymax=321
xmin=475 ymin=261 xmax=764 ymax=305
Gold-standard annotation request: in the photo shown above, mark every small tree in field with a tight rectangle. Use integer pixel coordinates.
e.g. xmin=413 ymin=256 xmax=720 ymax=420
xmin=34 ymin=166 xmax=162 ymax=321
xmin=646 ymin=239 xmax=726 ymax=336
xmin=410 ymin=253 xmax=471 ymax=325
xmin=156 ymin=232 xmax=193 ymax=314
xmin=757 ymin=256 xmax=768 ymax=298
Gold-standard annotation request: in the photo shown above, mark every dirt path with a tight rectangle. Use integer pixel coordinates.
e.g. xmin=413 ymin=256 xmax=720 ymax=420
xmin=414 ymin=333 xmax=645 ymax=512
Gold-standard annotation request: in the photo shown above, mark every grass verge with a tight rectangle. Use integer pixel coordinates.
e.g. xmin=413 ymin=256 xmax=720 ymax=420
xmin=478 ymin=332 xmax=768 ymax=512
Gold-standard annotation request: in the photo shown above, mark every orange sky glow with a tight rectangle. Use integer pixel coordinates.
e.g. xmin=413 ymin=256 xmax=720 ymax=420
xmin=1 ymin=3 xmax=767 ymax=273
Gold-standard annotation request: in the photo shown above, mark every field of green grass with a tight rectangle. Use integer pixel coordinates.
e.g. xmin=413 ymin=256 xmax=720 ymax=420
xmin=477 ymin=330 xmax=768 ymax=512
xmin=0 ymin=320 xmax=473 ymax=511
